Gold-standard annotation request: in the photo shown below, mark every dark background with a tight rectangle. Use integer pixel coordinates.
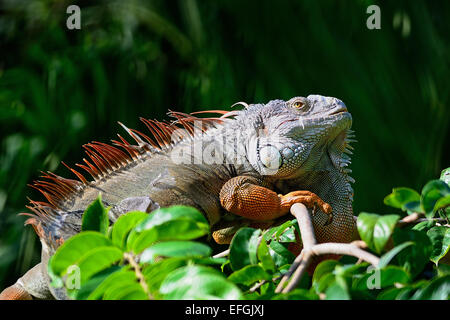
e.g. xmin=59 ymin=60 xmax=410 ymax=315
xmin=0 ymin=0 xmax=448 ymax=289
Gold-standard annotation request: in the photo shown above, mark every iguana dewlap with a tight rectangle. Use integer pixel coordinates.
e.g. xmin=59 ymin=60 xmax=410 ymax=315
xmin=0 ymin=95 xmax=356 ymax=299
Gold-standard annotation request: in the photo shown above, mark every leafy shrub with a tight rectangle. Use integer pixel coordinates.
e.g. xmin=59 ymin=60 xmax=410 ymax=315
xmin=48 ymin=168 xmax=450 ymax=300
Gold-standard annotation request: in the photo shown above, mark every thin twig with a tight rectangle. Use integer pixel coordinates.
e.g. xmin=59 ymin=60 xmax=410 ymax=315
xmin=311 ymin=243 xmax=379 ymax=266
xmin=213 ymin=249 xmax=230 ymax=259
xmin=123 ymin=252 xmax=152 ymax=299
xmin=250 ymin=274 xmax=282 ymax=293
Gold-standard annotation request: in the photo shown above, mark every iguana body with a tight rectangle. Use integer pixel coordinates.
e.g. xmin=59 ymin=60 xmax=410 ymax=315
xmin=0 ymin=95 xmax=356 ymax=299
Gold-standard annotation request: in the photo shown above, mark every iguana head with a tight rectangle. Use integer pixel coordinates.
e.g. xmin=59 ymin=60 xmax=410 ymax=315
xmin=243 ymin=94 xmax=353 ymax=178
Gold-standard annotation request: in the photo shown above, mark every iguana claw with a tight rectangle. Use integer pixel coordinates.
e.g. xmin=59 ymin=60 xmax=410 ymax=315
xmin=279 ymin=190 xmax=333 ymax=224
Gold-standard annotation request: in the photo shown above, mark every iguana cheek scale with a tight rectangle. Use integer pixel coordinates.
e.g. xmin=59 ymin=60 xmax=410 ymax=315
xmin=0 ymin=95 xmax=356 ymax=299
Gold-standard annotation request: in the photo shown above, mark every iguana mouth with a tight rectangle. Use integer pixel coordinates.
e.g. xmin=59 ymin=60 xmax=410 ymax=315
xmin=329 ymin=106 xmax=348 ymax=116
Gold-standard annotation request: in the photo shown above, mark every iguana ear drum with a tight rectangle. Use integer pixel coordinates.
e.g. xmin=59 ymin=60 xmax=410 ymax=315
xmin=259 ymin=145 xmax=282 ymax=171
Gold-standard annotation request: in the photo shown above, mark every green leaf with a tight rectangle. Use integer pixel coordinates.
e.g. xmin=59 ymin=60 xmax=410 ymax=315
xmin=272 ymin=289 xmax=319 ymax=300
xmin=412 ymin=220 xmax=436 ymax=232
xmin=228 ymin=265 xmax=271 ymax=286
xmin=257 ymin=240 xmax=276 ymax=273
xmin=130 ymin=229 xmax=158 ymax=254
xmin=103 ymin=282 xmax=147 ymax=300
xmin=81 ymin=194 xmax=110 ymax=234
xmin=335 ymin=263 xmax=369 ymax=279
xmin=75 ymin=266 xmax=122 ymax=300
xmin=142 ymin=258 xmax=187 ymax=294
xmin=411 ymin=275 xmax=450 ymax=300
xmin=160 ymin=265 xmax=242 ymax=299
xmin=378 ymin=241 xmax=414 ymax=268
xmin=440 ymin=167 xmax=450 ymax=186
xmin=357 ymin=213 xmax=400 ymax=254
xmin=312 ymin=260 xmax=339 ymax=293
xmin=427 ymin=226 xmax=450 ymax=265
xmin=421 ymin=180 xmax=450 ymax=217
xmin=229 ymin=228 xmax=261 ymax=271
xmin=76 ymin=246 xmax=123 ymax=283
xmin=354 ymin=266 xmax=410 ymax=290
xmin=112 ymin=287 xmax=149 ymax=300
xmin=384 ymin=187 xmax=421 ymax=212
xmin=268 ymin=241 xmax=295 ymax=268
xmin=263 ymin=219 xmax=297 ymax=242
xmin=111 ymin=211 xmax=148 ymax=249
xmin=192 ymin=257 xmax=227 ymax=266
xmin=86 ymin=268 xmax=137 ymax=300
xmin=325 ymin=281 xmax=350 ymax=300
xmin=140 ymin=241 xmax=211 ymax=264
xmin=136 ymin=205 xmax=208 ymax=232
xmin=434 ymin=195 xmax=450 ymax=213
xmin=312 ymin=260 xmax=339 ymax=286
xmin=377 ymin=287 xmax=410 ymax=300
xmin=135 ymin=206 xmax=209 ymax=241
xmin=50 ymin=232 xmax=114 ymax=276
xmin=392 ymin=229 xmax=432 ymax=277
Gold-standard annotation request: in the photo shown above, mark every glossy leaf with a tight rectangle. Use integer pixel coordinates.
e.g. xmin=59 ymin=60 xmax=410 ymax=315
xmin=135 ymin=206 xmax=209 ymax=241
xmin=392 ymin=229 xmax=432 ymax=277
xmin=421 ymin=180 xmax=450 ymax=217
xmin=427 ymin=226 xmax=450 ymax=265
xmin=228 ymin=265 xmax=271 ymax=286
xmin=378 ymin=241 xmax=414 ymax=268
xmin=440 ymin=167 xmax=450 ymax=186
xmin=81 ymin=194 xmax=110 ymax=234
xmin=312 ymin=260 xmax=339 ymax=293
xmin=50 ymin=232 xmax=114 ymax=276
xmin=130 ymin=229 xmax=158 ymax=254
xmin=143 ymin=257 xmax=187 ymax=294
xmin=140 ymin=241 xmax=211 ymax=264
xmin=434 ymin=195 xmax=450 ymax=213
xmin=268 ymin=240 xmax=295 ymax=268
xmin=229 ymin=228 xmax=261 ymax=271
xmin=325 ymin=281 xmax=350 ymax=300
xmin=354 ymin=266 xmax=410 ymax=290
xmin=411 ymin=275 xmax=450 ymax=300
xmin=357 ymin=212 xmax=400 ymax=254
xmin=273 ymin=289 xmax=319 ymax=300
xmin=111 ymin=211 xmax=148 ymax=249
xmin=384 ymin=187 xmax=421 ymax=212
xmin=85 ymin=268 xmax=137 ymax=300
xmin=160 ymin=265 xmax=242 ymax=299
xmin=75 ymin=266 xmax=122 ymax=300
xmin=257 ymin=240 xmax=276 ymax=273
xmin=76 ymin=246 xmax=123 ymax=283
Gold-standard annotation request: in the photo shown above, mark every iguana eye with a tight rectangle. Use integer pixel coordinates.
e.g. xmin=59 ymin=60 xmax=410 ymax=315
xmin=293 ymin=101 xmax=304 ymax=109
xmin=289 ymin=97 xmax=308 ymax=110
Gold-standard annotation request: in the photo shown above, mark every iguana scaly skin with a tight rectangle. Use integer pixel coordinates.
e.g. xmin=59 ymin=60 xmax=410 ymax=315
xmin=0 ymin=95 xmax=356 ymax=299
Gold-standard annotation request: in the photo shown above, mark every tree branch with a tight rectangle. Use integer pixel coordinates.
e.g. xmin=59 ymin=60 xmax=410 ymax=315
xmin=275 ymin=203 xmax=380 ymax=294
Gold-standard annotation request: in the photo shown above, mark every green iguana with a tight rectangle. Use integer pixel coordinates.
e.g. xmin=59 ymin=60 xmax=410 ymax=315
xmin=0 ymin=95 xmax=356 ymax=299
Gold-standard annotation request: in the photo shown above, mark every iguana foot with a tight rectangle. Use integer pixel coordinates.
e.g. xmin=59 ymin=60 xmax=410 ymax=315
xmin=0 ymin=263 xmax=53 ymax=300
xmin=279 ymin=190 xmax=333 ymax=225
xmin=0 ymin=283 xmax=32 ymax=300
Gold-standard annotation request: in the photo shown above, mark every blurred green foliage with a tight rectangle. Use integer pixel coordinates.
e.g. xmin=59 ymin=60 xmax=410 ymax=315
xmin=0 ymin=0 xmax=448 ymax=289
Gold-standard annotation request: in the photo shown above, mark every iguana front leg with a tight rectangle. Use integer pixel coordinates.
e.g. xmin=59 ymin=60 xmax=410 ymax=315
xmin=215 ymin=176 xmax=332 ymax=244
